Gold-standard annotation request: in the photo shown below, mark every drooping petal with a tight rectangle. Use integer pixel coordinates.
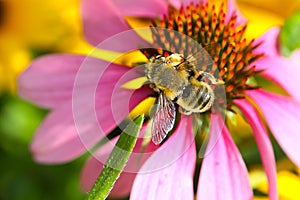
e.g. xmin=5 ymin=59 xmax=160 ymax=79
xmin=112 ymin=0 xmax=168 ymax=18
xmin=247 ymin=89 xmax=300 ymax=167
xmin=81 ymin=0 xmax=147 ymax=51
xmin=18 ymin=54 xmax=141 ymax=108
xmin=253 ymin=26 xmax=300 ymax=101
xmin=235 ymin=99 xmax=278 ymax=200
xmin=226 ymin=0 xmax=247 ymax=26
xmin=73 ymin=61 xmax=151 ymax=148
xmin=18 ymin=54 xmax=87 ymax=108
xmin=254 ymin=50 xmax=300 ymax=101
xmin=253 ymin=27 xmax=280 ymax=58
xmin=167 ymin=0 xmax=182 ymax=9
xmin=81 ymin=125 xmax=158 ymax=197
xmin=130 ymin=117 xmax=196 ymax=200
xmin=30 ymin=100 xmax=87 ymax=163
xmin=31 ymin=63 xmax=150 ymax=163
xmin=168 ymin=0 xmax=209 ymax=9
xmin=198 ymin=114 xmax=253 ymax=200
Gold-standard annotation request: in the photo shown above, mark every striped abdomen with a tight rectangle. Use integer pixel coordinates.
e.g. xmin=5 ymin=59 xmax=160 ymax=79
xmin=176 ymin=82 xmax=214 ymax=115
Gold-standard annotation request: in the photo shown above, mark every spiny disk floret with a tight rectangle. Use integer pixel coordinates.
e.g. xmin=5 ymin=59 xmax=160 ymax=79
xmin=150 ymin=2 xmax=264 ymax=109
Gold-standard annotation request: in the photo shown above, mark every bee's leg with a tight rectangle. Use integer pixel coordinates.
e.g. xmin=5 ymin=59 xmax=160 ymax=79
xmin=149 ymin=84 xmax=161 ymax=93
xmin=198 ymin=71 xmax=224 ymax=85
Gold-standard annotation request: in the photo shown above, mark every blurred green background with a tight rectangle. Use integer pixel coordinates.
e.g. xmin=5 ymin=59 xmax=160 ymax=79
xmin=1 ymin=0 xmax=300 ymax=199
xmin=0 ymin=94 xmax=87 ymax=200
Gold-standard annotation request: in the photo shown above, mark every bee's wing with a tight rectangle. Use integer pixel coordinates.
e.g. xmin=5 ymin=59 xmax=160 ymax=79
xmin=151 ymin=93 xmax=176 ymax=145
xmin=191 ymin=45 xmax=214 ymax=72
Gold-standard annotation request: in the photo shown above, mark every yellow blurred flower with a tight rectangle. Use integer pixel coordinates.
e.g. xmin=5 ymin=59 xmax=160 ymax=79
xmin=0 ymin=35 xmax=30 ymax=92
xmin=0 ymin=0 xmax=92 ymax=93
xmin=236 ymin=0 xmax=300 ymax=38
xmin=251 ymin=167 xmax=300 ymax=200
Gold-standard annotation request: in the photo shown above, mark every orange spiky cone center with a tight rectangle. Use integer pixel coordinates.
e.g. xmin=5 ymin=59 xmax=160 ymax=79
xmin=147 ymin=2 xmax=264 ymax=109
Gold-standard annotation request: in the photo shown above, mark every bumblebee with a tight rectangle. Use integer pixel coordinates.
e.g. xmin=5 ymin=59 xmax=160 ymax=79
xmin=145 ymin=53 xmax=222 ymax=145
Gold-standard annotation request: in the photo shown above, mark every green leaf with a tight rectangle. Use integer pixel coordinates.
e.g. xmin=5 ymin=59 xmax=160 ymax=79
xmin=280 ymin=9 xmax=300 ymax=56
xmin=86 ymin=115 xmax=144 ymax=200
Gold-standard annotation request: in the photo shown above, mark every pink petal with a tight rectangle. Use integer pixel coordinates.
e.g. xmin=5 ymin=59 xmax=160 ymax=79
xmin=235 ymin=99 xmax=278 ymax=200
xmin=112 ymin=0 xmax=168 ymax=18
xmin=183 ymin=0 xmax=208 ymax=7
xmin=81 ymin=0 xmax=147 ymax=51
xmin=81 ymin=125 xmax=158 ymax=197
xmin=168 ymin=0 xmax=182 ymax=9
xmin=74 ymin=62 xmax=151 ymax=148
xmin=18 ymin=54 xmax=87 ymax=108
xmin=30 ymin=101 xmax=88 ymax=163
xmin=253 ymin=27 xmax=300 ymax=101
xmin=198 ymin=114 xmax=253 ymax=200
xmin=253 ymin=27 xmax=280 ymax=58
xmin=31 ymin=63 xmax=150 ymax=163
xmin=130 ymin=117 xmax=196 ymax=199
xmin=201 ymin=114 xmax=226 ymax=158
xmin=168 ymin=0 xmax=208 ymax=9
xmin=247 ymin=89 xmax=300 ymax=167
xmin=254 ymin=50 xmax=300 ymax=101
xmin=226 ymin=0 xmax=247 ymax=26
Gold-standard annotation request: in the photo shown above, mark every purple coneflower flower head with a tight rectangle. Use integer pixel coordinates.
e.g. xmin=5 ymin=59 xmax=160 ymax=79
xmin=18 ymin=0 xmax=300 ymax=199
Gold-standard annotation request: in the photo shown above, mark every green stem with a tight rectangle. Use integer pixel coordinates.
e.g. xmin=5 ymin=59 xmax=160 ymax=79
xmin=86 ymin=115 xmax=144 ymax=200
